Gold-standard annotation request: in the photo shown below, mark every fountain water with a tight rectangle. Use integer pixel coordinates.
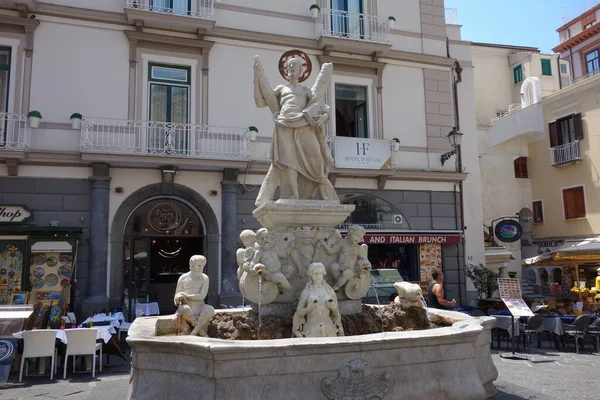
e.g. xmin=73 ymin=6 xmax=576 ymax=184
xmin=126 ymin=52 xmax=498 ymax=400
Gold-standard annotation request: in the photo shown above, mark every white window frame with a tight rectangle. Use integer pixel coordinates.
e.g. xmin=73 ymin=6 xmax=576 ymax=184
xmin=561 ymin=184 xmax=587 ymax=220
xmin=330 ymin=75 xmax=375 ymax=139
xmin=0 ymin=37 xmax=22 ymax=114
xmin=532 ymin=199 xmax=544 ymax=224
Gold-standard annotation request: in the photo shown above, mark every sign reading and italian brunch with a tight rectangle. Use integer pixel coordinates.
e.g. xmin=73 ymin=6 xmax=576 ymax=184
xmin=0 ymin=206 xmax=32 ymax=224
xmin=494 ymin=219 xmax=523 ymax=243
xmin=363 ymin=234 xmax=461 ymax=244
xmin=334 ymin=138 xmax=392 ymax=169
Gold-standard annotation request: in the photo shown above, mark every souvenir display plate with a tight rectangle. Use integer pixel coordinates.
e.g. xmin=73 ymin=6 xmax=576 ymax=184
xmin=59 ymin=253 xmax=73 ymax=264
xmin=31 ymin=277 xmax=44 ymax=289
xmin=46 ymin=256 xmax=58 ymax=267
xmin=58 ymin=265 xmax=72 ymax=280
xmin=60 ymin=279 xmax=70 ymax=287
xmin=45 ymin=273 xmax=59 ymax=287
xmin=32 ymin=267 xmax=45 ymax=278
xmin=33 ymin=254 xmax=46 ymax=265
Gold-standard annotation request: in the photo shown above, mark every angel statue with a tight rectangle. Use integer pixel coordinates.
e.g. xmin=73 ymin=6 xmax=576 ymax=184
xmin=253 ymin=51 xmax=339 ymax=206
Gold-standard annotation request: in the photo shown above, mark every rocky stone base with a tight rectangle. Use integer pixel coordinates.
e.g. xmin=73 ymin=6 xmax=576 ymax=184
xmin=250 ymin=299 xmax=361 ymax=317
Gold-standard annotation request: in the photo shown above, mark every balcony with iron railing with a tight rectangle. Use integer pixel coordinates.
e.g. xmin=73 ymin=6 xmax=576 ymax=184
xmin=549 ymin=140 xmax=582 ymax=166
xmin=0 ymin=113 xmax=31 ymax=160
xmin=124 ymin=0 xmax=215 ymax=32
xmin=80 ymin=117 xmax=251 ymax=163
xmin=316 ymin=8 xmax=392 ymax=54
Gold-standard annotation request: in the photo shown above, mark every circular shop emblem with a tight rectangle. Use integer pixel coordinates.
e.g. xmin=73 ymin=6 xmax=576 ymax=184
xmin=0 ymin=339 xmax=14 ymax=363
xmin=148 ymin=203 xmax=182 ymax=232
xmin=494 ymin=219 xmax=523 ymax=243
xmin=278 ymin=49 xmax=312 ymax=83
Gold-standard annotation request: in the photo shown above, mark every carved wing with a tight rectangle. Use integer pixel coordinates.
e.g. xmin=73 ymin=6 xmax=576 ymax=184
xmin=359 ymin=243 xmax=369 ymax=260
xmin=254 ymin=56 xmax=280 ymax=114
xmin=311 ymin=62 xmax=333 ymax=99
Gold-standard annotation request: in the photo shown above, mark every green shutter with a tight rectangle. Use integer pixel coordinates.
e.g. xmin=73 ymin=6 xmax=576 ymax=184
xmin=541 ymin=59 xmax=552 ymax=76
xmin=513 ymin=65 xmax=522 ymax=84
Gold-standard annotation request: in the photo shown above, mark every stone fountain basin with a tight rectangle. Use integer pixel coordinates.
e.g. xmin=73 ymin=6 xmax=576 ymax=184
xmin=127 ymin=308 xmax=498 ymax=400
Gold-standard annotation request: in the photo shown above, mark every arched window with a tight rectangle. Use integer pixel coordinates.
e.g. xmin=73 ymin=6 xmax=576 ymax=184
xmin=125 ymin=198 xmax=202 ymax=236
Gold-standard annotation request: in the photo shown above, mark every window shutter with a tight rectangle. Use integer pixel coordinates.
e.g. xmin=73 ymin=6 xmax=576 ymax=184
xmin=574 ymin=113 xmax=584 ymax=140
xmin=549 ymin=121 xmax=559 ymax=147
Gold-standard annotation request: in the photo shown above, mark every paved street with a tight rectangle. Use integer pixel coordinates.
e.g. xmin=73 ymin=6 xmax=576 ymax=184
xmin=1 ymin=346 xmax=598 ymax=399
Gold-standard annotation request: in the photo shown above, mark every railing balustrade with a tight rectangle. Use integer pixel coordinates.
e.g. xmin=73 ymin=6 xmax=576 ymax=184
xmin=320 ymin=8 xmax=390 ymax=44
xmin=549 ymin=140 xmax=581 ymax=166
xmin=125 ymin=0 xmax=214 ymax=20
xmin=0 ymin=113 xmax=30 ymax=152
xmin=490 ymin=103 xmax=522 ymax=123
xmin=80 ymin=117 xmax=250 ymax=161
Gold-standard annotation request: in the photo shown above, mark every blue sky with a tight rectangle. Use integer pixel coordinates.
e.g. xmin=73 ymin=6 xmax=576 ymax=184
xmin=444 ymin=0 xmax=598 ymax=53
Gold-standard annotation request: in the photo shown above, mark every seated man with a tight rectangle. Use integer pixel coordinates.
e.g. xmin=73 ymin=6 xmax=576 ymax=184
xmin=428 ymin=269 xmax=457 ymax=310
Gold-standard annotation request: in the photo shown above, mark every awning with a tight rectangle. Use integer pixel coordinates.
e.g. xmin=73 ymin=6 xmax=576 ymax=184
xmin=522 ymin=237 xmax=600 ymax=266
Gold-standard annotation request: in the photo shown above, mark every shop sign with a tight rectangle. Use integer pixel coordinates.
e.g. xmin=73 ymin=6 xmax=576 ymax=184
xmin=334 ymin=138 xmax=392 ymax=170
xmin=0 ymin=206 xmax=32 ymax=224
xmin=363 ymin=234 xmax=461 ymax=245
xmin=494 ymin=219 xmax=522 ymax=243
xmin=0 ymin=338 xmax=17 ymax=383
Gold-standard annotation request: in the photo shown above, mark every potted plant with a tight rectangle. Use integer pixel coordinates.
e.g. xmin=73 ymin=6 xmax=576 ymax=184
xmin=70 ymin=113 xmax=83 ymax=129
xmin=310 ymin=4 xmax=320 ymax=18
xmin=27 ymin=110 xmax=42 ymax=128
xmin=248 ymin=126 xmax=258 ymax=141
xmin=465 ymin=263 xmax=500 ymax=301
xmin=388 ymin=16 xmax=396 ymax=29
xmin=390 ymin=138 xmax=401 ymax=152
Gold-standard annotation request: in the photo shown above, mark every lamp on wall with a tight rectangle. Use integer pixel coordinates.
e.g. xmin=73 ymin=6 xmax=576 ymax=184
xmin=440 ymin=127 xmax=463 ymax=166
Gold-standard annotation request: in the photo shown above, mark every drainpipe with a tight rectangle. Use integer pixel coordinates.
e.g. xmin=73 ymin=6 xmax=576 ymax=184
xmin=569 ymin=47 xmax=574 ymax=81
xmin=557 ymin=54 xmax=562 ymax=90
xmin=452 ymin=60 xmax=465 ymax=306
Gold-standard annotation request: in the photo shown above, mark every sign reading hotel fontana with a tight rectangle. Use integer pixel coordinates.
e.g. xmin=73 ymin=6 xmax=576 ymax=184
xmin=363 ymin=234 xmax=461 ymax=245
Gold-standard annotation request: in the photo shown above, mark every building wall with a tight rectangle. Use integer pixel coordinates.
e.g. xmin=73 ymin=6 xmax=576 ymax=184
xmin=529 ymin=77 xmax=600 ymax=239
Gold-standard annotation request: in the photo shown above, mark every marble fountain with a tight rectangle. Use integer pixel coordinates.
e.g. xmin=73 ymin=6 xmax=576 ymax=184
xmin=126 ymin=52 xmax=498 ymax=400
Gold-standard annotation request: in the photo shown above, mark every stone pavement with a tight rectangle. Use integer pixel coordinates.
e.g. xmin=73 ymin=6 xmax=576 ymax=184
xmin=1 ymin=346 xmax=598 ymax=399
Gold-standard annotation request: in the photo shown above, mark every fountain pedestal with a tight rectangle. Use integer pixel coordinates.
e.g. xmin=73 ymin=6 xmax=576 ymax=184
xmin=252 ymin=200 xmax=354 ymax=229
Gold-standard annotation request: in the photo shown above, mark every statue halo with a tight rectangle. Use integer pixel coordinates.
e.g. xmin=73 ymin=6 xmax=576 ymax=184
xmin=278 ymin=49 xmax=312 ymax=83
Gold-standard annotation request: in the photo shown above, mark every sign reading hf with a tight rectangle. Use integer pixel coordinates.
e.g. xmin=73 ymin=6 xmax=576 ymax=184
xmin=334 ymin=138 xmax=392 ymax=170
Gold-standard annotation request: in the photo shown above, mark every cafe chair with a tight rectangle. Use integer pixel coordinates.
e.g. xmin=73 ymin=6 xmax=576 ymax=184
xmin=564 ymin=315 xmax=590 ymax=354
xmin=587 ymin=318 xmax=600 ymax=352
xmin=63 ymin=329 xmax=102 ymax=379
xmin=20 ymin=330 xmax=58 ymax=382
xmin=520 ymin=314 xmax=543 ymax=350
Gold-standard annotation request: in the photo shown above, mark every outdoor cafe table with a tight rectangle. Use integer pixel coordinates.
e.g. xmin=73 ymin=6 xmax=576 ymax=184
xmin=79 ymin=312 xmax=125 ymax=329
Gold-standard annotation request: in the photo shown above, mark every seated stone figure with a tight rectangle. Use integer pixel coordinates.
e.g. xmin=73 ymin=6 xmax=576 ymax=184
xmin=318 ymin=225 xmax=367 ymax=291
xmin=236 ymin=229 xmax=257 ymax=280
xmin=173 ymin=255 xmax=215 ymax=336
xmin=250 ymin=228 xmax=294 ymax=291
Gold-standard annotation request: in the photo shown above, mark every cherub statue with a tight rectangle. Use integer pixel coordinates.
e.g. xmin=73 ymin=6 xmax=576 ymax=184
xmin=236 ymin=229 xmax=257 ymax=280
xmin=173 ymin=255 xmax=214 ymax=336
xmin=250 ymin=228 xmax=294 ymax=291
xmin=253 ymin=53 xmax=339 ymax=205
xmin=291 ymin=226 xmax=316 ymax=277
xmin=318 ymin=225 xmax=367 ymax=291
xmin=293 ymin=262 xmax=344 ymax=338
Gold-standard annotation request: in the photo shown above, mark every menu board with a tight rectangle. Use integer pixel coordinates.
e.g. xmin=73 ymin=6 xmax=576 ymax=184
xmin=29 ymin=252 xmax=72 ymax=305
xmin=419 ymin=243 xmax=441 ymax=281
xmin=498 ymin=278 xmax=534 ymax=317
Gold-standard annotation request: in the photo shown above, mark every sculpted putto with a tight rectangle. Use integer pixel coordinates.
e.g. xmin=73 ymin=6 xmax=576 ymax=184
xmin=173 ymin=255 xmax=215 ymax=336
xmin=250 ymin=228 xmax=295 ymax=291
xmin=253 ymin=53 xmax=339 ymax=205
xmin=293 ymin=262 xmax=344 ymax=338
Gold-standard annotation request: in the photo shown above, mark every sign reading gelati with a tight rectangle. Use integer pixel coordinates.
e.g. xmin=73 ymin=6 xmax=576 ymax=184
xmin=0 ymin=206 xmax=32 ymax=224
xmin=334 ymin=137 xmax=392 ymax=169
xmin=494 ymin=219 xmax=523 ymax=243
xmin=362 ymin=234 xmax=461 ymax=245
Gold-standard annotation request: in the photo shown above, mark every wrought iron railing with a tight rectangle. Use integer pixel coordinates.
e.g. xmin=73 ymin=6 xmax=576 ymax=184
xmin=80 ymin=117 xmax=250 ymax=161
xmin=0 ymin=113 xmax=30 ymax=152
xmin=320 ymin=8 xmax=390 ymax=44
xmin=549 ymin=140 xmax=581 ymax=166
xmin=490 ymin=103 xmax=522 ymax=123
xmin=572 ymin=68 xmax=600 ymax=85
xmin=125 ymin=0 xmax=214 ymax=20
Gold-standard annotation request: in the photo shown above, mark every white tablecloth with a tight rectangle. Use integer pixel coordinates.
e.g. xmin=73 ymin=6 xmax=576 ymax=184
xmin=79 ymin=312 xmax=125 ymax=328
xmin=13 ymin=328 xmax=113 ymax=344
xmin=135 ymin=302 xmax=159 ymax=316
xmin=539 ymin=317 xmax=564 ymax=336
xmin=493 ymin=315 xmax=521 ymax=337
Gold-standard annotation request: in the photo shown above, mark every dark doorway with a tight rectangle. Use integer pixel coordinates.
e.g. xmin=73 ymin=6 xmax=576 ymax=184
xmin=368 ymin=244 xmax=419 ymax=281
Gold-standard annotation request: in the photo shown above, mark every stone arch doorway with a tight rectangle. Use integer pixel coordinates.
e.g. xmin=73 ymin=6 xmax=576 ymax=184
xmin=109 ymin=183 xmax=219 ymax=318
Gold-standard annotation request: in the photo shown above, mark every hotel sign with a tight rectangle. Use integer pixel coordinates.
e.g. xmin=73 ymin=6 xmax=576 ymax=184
xmin=0 ymin=206 xmax=32 ymax=224
xmin=334 ymin=138 xmax=392 ymax=169
xmin=363 ymin=234 xmax=461 ymax=245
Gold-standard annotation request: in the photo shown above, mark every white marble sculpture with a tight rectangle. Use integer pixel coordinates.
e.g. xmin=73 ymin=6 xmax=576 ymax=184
xmin=318 ymin=225 xmax=371 ymax=298
xmin=173 ymin=255 xmax=215 ymax=336
xmin=393 ymin=281 xmax=424 ymax=309
xmin=253 ymin=54 xmax=339 ymax=205
xmin=236 ymin=229 xmax=257 ymax=280
xmin=293 ymin=262 xmax=344 ymax=338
